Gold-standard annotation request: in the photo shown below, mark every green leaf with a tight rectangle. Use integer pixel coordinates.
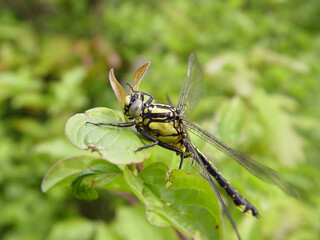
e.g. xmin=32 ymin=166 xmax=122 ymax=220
xmin=124 ymin=162 xmax=222 ymax=240
xmin=71 ymin=172 xmax=99 ymax=200
xmin=112 ymin=206 xmax=178 ymax=240
xmin=71 ymin=159 xmax=123 ymax=200
xmin=65 ymin=107 xmax=151 ymax=165
xmin=41 ymin=156 xmax=96 ymax=193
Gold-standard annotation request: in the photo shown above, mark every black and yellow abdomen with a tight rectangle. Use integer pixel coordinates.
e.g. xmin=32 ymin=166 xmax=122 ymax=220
xmin=136 ymin=103 xmax=186 ymax=151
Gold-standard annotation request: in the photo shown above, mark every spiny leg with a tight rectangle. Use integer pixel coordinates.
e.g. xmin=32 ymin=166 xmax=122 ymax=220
xmin=156 ymin=140 xmax=185 ymax=169
xmin=135 ymin=142 xmax=159 ymax=152
xmin=86 ymin=122 xmax=135 ymax=127
xmin=178 ymin=157 xmax=184 ymax=169
xmin=134 ymin=127 xmax=160 ymax=152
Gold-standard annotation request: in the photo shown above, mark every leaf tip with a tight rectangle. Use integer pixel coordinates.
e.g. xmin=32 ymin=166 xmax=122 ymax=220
xmin=109 ymin=67 xmax=127 ymax=107
xmin=40 ymin=177 xmax=48 ymax=193
xmin=132 ymin=61 xmax=151 ymax=90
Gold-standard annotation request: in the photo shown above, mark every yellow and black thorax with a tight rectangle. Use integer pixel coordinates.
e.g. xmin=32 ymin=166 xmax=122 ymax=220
xmin=123 ymin=90 xmax=186 ymax=152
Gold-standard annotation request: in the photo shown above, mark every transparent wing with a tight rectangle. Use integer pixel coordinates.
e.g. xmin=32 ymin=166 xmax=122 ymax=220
xmin=177 ymin=53 xmax=203 ymax=119
xmin=182 ymin=119 xmax=298 ymax=197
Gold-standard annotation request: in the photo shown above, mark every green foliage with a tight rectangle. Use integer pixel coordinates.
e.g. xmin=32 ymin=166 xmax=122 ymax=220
xmin=0 ymin=0 xmax=319 ymax=240
xmin=41 ymin=156 xmax=96 ymax=193
xmin=42 ymin=109 xmax=222 ymax=239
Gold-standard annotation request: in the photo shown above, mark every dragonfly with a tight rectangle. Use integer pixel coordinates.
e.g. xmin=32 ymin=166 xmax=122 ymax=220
xmin=87 ymin=53 xmax=296 ymax=240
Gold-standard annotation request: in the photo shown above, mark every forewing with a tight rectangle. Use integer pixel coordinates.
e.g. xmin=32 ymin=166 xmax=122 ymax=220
xmin=177 ymin=53 xmax=203 ymax=119
xmin=183 ymin=119 xmax=298 ymax=197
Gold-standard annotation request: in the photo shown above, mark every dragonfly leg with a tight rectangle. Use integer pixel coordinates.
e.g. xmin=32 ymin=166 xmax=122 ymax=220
xmin=136 ymin=127 xmax=185 ymax=165
xmin=157 ymin=141 xmax=184 ymax=169
xmin=86 ymin=121 xmax=135 ymax=127
xmin=135 ymin=127 xmax=159 ymax=152
xmin=135 ymin=142 xmax=158 ymax=152
xmin=178 ymin=157 xmax=184 ymax=169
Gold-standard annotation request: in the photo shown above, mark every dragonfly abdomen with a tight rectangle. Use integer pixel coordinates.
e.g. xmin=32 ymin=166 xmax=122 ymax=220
xmin=197 ymin=151 xmax=261 ymax=217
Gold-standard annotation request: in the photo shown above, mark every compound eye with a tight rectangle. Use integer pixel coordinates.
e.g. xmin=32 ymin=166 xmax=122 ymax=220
xmin=129 ymin=99 xmax=143 ymax=118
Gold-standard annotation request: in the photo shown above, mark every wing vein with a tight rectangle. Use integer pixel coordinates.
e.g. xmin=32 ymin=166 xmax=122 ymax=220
xmin=177 ymin=53 xmax=203 ymax=119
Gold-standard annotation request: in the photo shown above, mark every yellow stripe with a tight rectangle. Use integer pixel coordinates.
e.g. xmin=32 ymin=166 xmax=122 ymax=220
xmin=151 ymin=106 xmax=173 ymax=115
xmin=149 ymin=122 xmax=179 ymax=136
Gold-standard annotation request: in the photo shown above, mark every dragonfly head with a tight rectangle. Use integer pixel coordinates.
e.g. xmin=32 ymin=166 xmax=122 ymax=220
xmin=123 ymin=85 xmax=144 ymax=119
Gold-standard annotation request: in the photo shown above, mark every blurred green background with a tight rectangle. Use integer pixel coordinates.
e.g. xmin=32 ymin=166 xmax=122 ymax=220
xmin=0 ymin=0 xmax=319 ymax=239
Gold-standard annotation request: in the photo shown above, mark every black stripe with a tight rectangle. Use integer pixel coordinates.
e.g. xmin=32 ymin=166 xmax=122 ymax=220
xmin=146 ymin=113 xmax=173 ymax=119
xmin=147 ymin=118 xmax=176 ymax=123
xmin=156 ymin=133 xmax=182 ymax=137
xmin=153 ymin=104 xmax=175 ymax=110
